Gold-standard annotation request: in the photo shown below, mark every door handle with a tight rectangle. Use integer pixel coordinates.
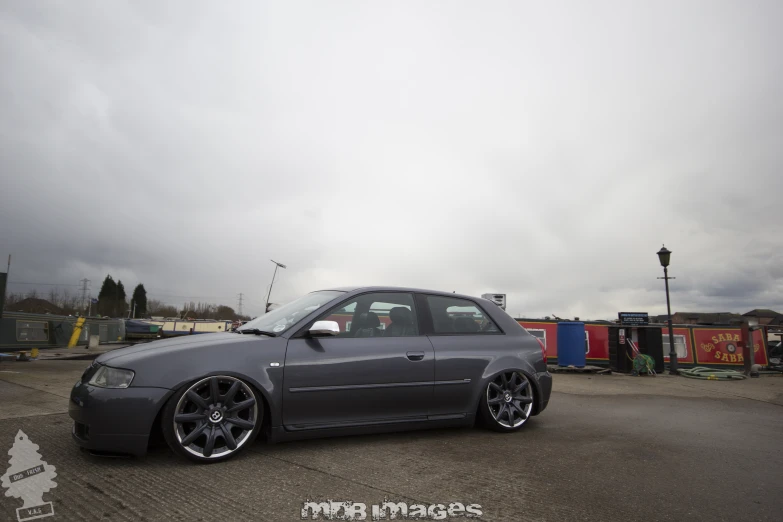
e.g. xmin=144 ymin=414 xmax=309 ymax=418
xmin=406 ymin=351 xmax=425 ymax=361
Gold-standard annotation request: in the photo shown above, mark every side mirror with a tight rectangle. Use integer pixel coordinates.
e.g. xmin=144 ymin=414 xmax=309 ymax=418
xmin=309 ymin=320 xmax=340 ymax=337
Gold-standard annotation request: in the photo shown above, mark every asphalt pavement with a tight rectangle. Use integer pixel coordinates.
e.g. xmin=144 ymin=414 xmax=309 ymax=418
xmin=0 ymin=359 xmax=781 ymax=522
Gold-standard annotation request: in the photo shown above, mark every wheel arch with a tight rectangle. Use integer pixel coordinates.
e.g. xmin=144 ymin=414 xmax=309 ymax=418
xmin=150 ymin=370 xmax=277 ymax=447
xmin=472 ymin=363 xmax=544 ymax=420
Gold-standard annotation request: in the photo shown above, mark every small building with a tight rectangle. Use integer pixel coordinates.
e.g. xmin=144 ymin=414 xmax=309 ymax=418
xmin=649 ymin=312 xmax=744 ymax=325
xmin=742 ymin=309 xmax=783 ymax=326
xmin=0 ymin=311 xmax=125 ymax=350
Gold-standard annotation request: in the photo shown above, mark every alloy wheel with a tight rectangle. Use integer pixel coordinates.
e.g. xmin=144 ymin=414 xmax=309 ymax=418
xmin=173 ymin=376 xmax=258 ymax=459
xmin=486 ymin=371 xmax=534 ymax=428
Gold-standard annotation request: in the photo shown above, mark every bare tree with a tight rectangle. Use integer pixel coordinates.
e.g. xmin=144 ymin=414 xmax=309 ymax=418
xmin=157 ymin=306 xmax=179 ymax=317
xmin=5 ymin=292 xmax=22 ymax=308
xmin=48 ymin=288 xmax=60 ymax=306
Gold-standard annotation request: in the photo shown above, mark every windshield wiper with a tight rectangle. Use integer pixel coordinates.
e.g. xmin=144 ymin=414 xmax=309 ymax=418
xmin=238 ymin=328 xmax=277 ymax=337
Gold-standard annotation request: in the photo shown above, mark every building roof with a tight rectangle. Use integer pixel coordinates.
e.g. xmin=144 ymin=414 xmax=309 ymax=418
xmin=9 ymin=297 xmax=64 ymax=315
xmin=650 ymin=312 xmax=744 ymax=325
xmin=743 ymin=309 xmax=782 ymax=318
xmin=685 ymin=312 xmax=744 ymax=323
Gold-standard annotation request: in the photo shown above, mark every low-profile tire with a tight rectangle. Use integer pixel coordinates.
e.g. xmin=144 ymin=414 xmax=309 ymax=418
xmin=162 ymin=375 xmax=263 ymax=463
xmin=479 ymin=370 xmax=535 ymax=433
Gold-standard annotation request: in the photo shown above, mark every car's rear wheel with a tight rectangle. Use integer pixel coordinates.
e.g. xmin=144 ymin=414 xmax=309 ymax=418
xmin=162 ymin=375 xmax=262 ymax=463
xmin=479 ymin=371 xmax=534 ymax=432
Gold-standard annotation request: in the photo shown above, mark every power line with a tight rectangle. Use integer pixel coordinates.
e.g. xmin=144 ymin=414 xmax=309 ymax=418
xmin=237 ymin=293 xmax=244 ymax=316
xmin=8 ymin=281 xmax=82 ymax=287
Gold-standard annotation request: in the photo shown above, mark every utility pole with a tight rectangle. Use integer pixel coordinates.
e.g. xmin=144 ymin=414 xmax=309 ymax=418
xmin=237 ymin=293 xmax=244 ymax=316
xmin=0 ymin=255 xmax=9 ymax=320
xmin=80 ymin=278 xmax=90 ymax=312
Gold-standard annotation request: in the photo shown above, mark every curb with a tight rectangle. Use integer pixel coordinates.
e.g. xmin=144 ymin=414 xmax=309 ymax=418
xmin=548 ymin=365 xmax=611 ymax=374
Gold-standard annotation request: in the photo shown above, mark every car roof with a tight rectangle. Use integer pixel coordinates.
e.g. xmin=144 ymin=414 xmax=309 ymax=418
xmin=316 ymin=286 xmax=484 ymax=301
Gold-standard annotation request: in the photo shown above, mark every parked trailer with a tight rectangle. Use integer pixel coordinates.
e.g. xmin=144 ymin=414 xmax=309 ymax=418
xmin=156 ymin=319 xmax=233 ymax=337
xmin=0 ymin=311 xmax=125 ymax=351
xmin=0 ymin=313 xmax=235 ymax=349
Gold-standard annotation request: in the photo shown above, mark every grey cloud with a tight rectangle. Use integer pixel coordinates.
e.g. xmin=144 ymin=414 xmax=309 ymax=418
xmin=1 ymin=1 xmax=782 ymax=319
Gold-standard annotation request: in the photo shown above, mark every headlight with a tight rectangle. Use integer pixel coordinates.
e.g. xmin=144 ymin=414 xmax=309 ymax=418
xmin=88 ymin=365 xmax=134 ymax=388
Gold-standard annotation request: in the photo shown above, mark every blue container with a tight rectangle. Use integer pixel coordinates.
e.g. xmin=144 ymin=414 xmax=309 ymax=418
xmin=557 ymin=322 xmax=586 ymax=367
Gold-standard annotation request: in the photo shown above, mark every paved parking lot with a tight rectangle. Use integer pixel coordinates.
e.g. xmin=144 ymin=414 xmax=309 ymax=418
xmin=1 ymin=359 xmax=781 ymax=521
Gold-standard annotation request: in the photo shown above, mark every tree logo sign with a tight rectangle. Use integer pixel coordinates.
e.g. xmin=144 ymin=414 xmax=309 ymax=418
xmin=1 ymin=430 xmax=57 ymax=521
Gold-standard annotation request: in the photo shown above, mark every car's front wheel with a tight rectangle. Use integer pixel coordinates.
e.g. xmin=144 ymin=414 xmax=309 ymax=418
xmin=162 ymin=375 xmax=263 ymax=463
xmin=479 ymin=371 xmax=535 ymax=432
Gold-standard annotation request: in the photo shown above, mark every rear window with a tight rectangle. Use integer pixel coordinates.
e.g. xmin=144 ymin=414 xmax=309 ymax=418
xmin=426 ymin=296 xmax=500 ymax=335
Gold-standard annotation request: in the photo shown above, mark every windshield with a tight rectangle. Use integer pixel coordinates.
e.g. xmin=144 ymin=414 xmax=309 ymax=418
xmin=238 ymin=291 xmax=344 ymax=335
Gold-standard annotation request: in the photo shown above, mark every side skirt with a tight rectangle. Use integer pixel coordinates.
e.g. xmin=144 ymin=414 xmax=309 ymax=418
xmin=268 ymin=414 xmax=474 ymax=443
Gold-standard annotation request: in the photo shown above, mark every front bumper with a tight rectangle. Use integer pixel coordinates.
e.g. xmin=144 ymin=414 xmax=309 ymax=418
xmin=69 ymin=380 xmax=171 ymax=456
xmin=534 ymin=371 xmax=552 ymax=415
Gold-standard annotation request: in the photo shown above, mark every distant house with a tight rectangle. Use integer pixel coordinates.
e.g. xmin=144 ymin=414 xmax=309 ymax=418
xmin=743 ymin=309 xmax=783 ymax=326
xmin=650 ymin=312 xmax=744 ymax=325
xmin=648 ymin=309 xmax=783 ymax=327
xmin=10 ymin=298 xmax=64 ymax=315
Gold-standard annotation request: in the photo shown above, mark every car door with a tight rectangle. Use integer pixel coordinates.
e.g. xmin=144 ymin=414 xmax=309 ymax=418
xmin=420 ymin=293 xmax=507 ymax=416
xmin=282 ymin=292 xmax=434 ymax=429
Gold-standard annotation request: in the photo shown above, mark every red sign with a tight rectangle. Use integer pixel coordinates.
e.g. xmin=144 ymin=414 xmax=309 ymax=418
xmin=692 ymin=328 xmax=768 ymax=365
xmin=619 ymin=329 xmax=626 ymax=345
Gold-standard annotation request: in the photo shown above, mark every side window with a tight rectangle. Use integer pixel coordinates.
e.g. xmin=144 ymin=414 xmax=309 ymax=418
xmin=16 ymin=321 xmax=49 ymax=342
xmin=528 ymin=329 xmax=546 ymax=347
xmin=663 ymin=334 xmax=688 ymax=359
xmin=319 ymin=293 xmax=419 ymax=338
xmin=426 ymin=295 xmax=501 ymax=335
xmin=320 ymin=302 xmax=356 ymax=335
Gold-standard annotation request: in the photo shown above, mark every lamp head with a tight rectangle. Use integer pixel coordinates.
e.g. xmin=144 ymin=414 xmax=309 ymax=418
xmin=657 ymin=245 xmax=672 ymax=268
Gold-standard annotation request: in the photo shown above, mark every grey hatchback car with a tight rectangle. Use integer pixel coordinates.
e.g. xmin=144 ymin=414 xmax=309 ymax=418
xmin=70 ymin=287 xmax=552 ymax=463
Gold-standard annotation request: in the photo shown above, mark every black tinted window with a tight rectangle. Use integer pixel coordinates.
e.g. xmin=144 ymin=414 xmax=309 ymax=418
xmin=426 ymin=296 xmax=500 ymax=334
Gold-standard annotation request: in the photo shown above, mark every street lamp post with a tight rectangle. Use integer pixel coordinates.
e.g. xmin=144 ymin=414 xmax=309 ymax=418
xmin=264 ymin=259 xmax=286 ymax=313
xmin=657 ymin=245 xmax=678 ymax=375
xmin=744 ymin=317 xmax=759 ymax=376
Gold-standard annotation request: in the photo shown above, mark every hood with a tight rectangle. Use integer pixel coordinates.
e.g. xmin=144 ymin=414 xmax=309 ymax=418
xmin=97 ymin=332 xmax=275 ymax=367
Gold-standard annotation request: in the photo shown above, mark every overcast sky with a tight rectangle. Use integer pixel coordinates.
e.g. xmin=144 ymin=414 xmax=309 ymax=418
xmin=1 ymin=1 xmax=781 ymax=319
